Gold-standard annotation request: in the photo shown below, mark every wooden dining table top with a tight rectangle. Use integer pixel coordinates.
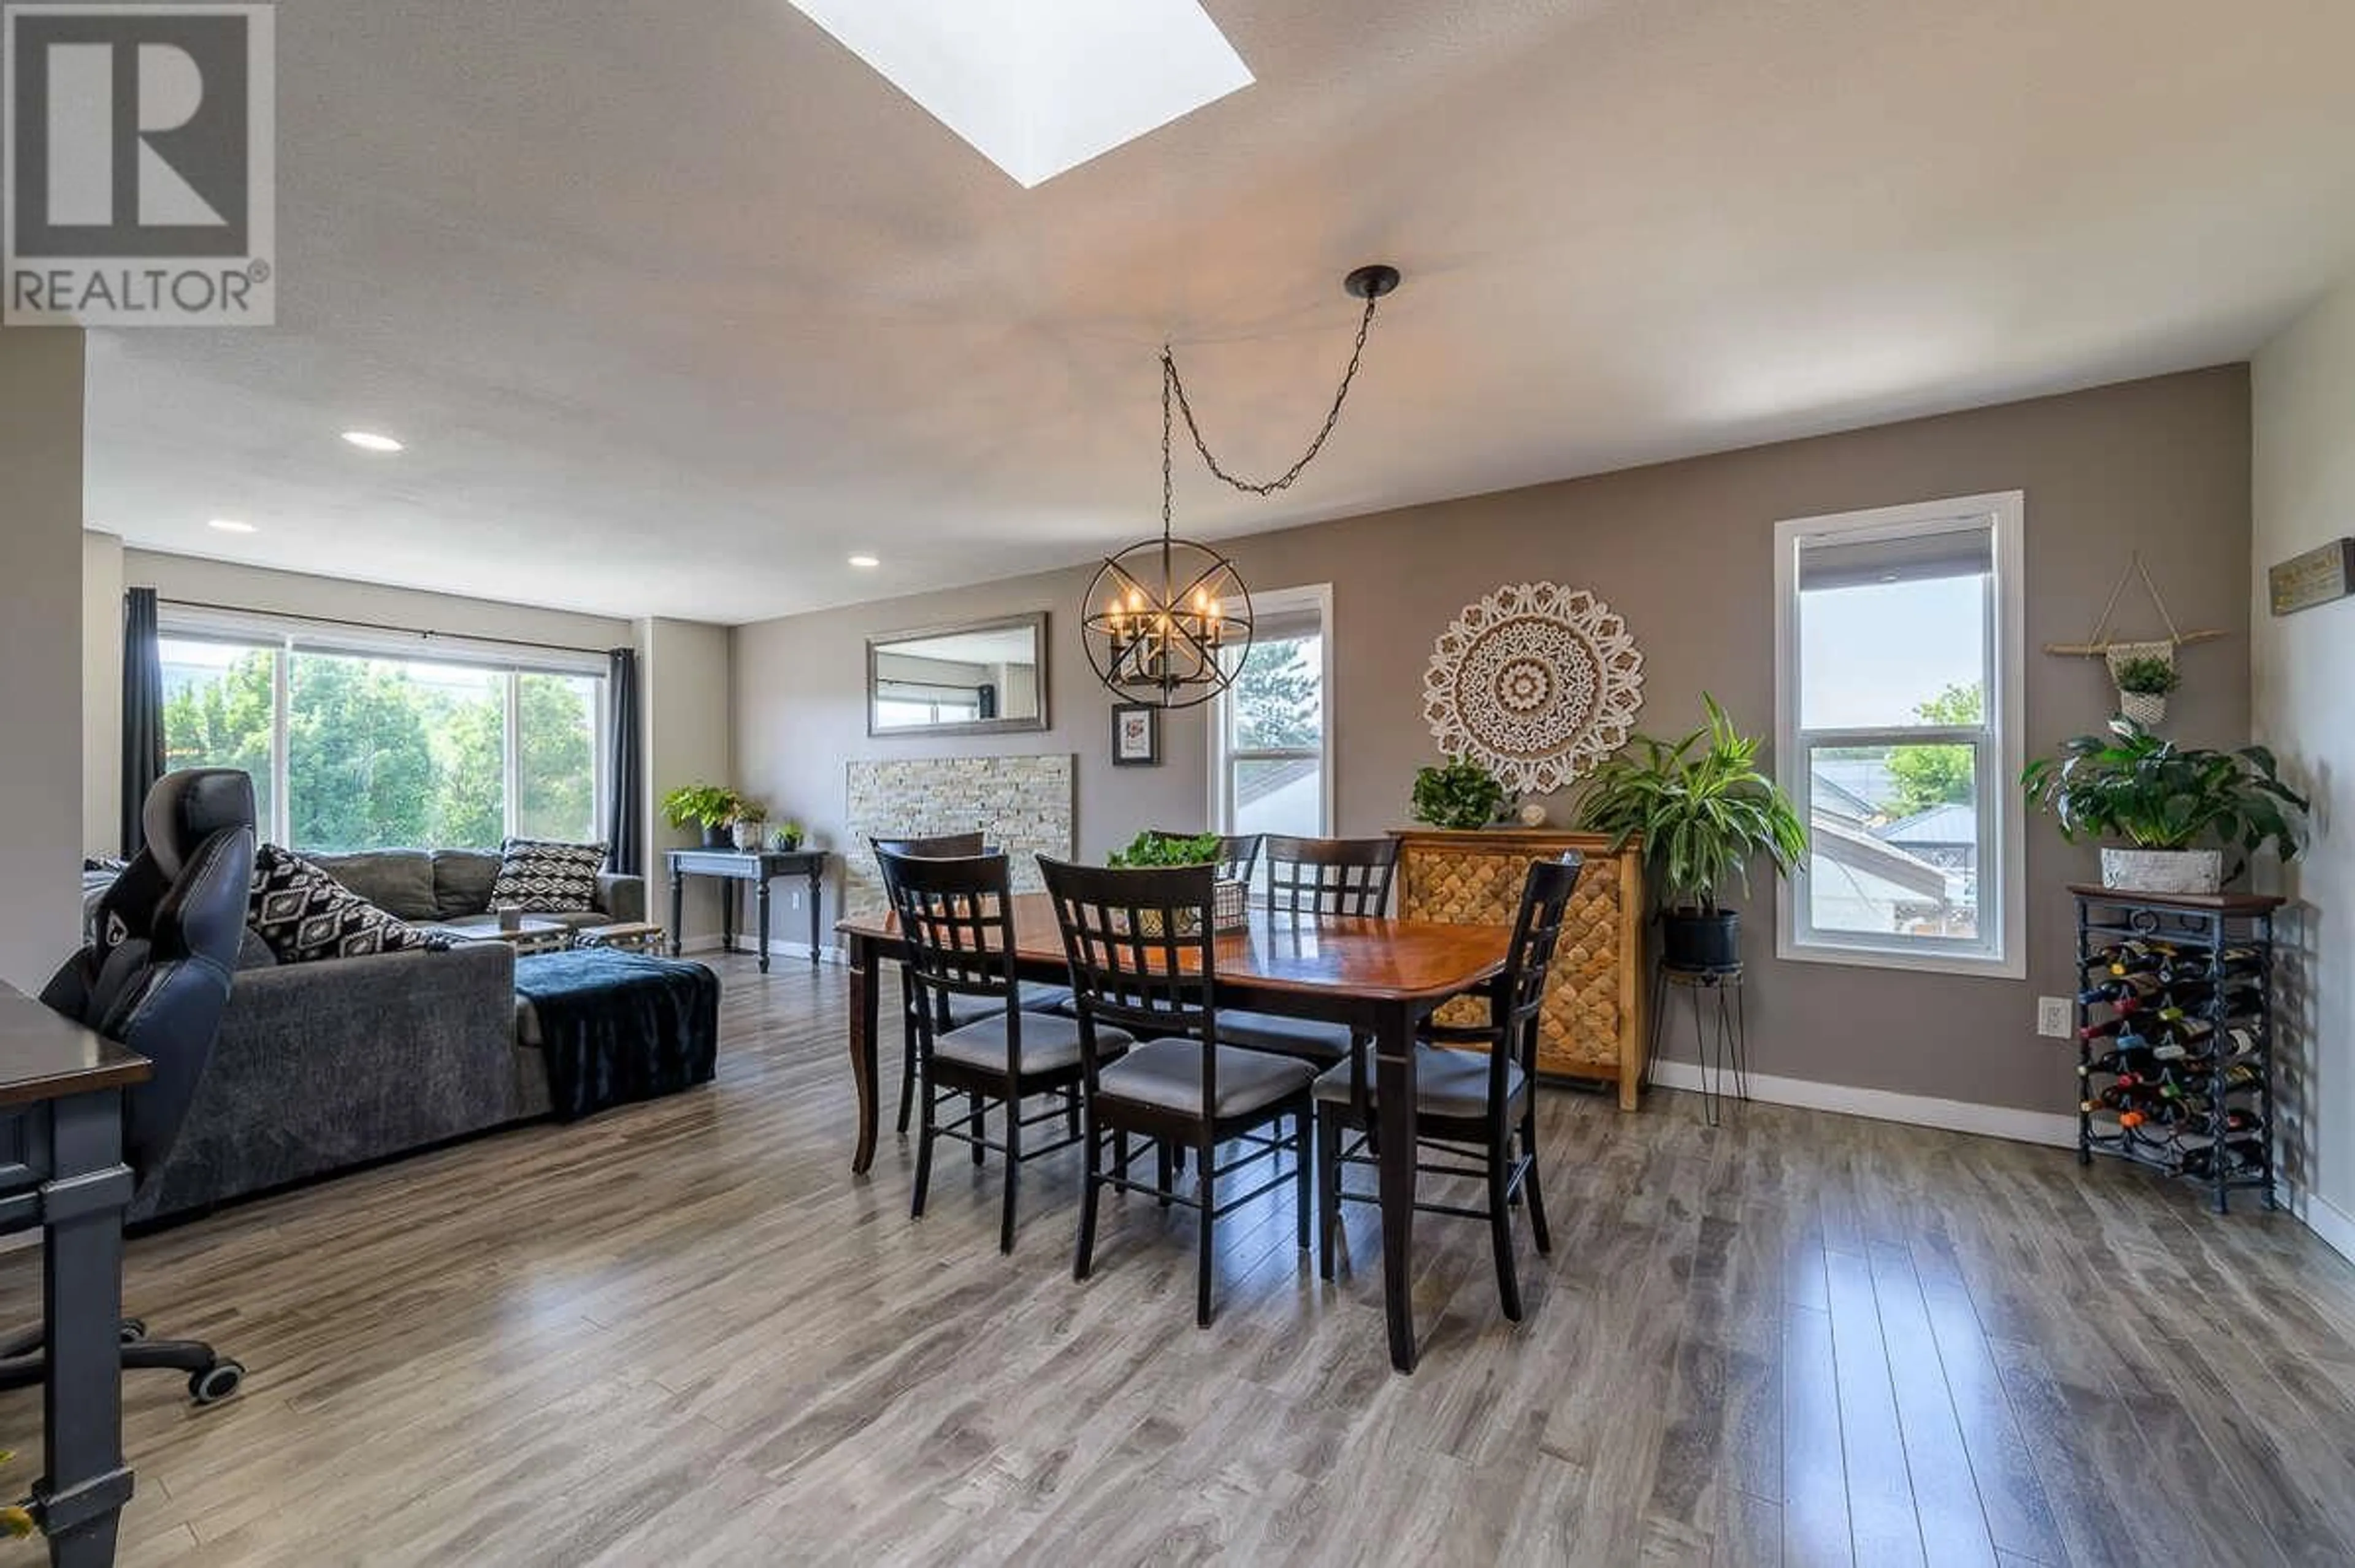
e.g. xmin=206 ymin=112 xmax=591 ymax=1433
xmin=838 ymin=892 xmax=1514 ymax=1002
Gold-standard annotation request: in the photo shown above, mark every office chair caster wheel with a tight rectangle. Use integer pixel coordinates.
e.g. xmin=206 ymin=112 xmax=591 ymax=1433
xmin=188 ymin=1360 xmax=243 ymax=1405
xmin=120 ymin=1318 xmax=147 ymax=1344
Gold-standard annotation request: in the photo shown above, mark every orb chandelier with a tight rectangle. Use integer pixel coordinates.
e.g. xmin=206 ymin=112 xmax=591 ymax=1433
xmin=1083 ymin=264 xmax=1401 ymax=709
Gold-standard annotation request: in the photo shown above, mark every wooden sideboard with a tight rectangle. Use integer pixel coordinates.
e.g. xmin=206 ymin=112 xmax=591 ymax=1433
xmin=1390 ymin=828 xmax=1648 ymax=1109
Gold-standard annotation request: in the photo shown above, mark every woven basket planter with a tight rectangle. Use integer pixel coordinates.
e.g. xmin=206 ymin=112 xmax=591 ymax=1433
xmin=1133 ymin=878 xmax=1249 ymax=937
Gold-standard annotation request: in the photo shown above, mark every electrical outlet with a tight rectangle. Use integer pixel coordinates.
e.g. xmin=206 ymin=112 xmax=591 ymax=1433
xmin=2036 ymin=996 xmax=2072 ymax=1039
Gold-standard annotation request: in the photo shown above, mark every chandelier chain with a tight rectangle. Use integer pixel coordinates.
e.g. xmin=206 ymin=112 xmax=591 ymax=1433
xmin=1160 ymin=293 xmax=1379 ymax=499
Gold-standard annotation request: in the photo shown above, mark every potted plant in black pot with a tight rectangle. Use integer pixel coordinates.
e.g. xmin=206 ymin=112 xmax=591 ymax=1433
xmin=661 ymin=783 xmax=746 ymax=850
xmin=1576 ymin=695 xmax=1807 ymax=971
xmin=2021 ymin=717 xmax=2306 ymax=893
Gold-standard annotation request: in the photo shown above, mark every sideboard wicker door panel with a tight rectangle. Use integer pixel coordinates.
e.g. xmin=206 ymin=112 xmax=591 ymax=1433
xmin=1390 ymin=829 xmax=1647 ymax=1109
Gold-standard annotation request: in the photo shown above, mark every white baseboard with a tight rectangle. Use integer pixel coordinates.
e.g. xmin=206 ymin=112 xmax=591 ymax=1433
xmin=762 ymin=937 xmax=846 ymax=966
xmin=1645 ymin=1059 xmax=2078 ymax=1149
xmin=2286 ymin=1186 xmax=2355 ymax=1267
xmin=675 ymin=933 xmax=725 ymax=955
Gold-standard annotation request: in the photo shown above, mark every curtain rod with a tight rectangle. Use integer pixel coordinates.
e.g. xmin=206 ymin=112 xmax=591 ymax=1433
xmin=155 ymin=595 xmax=619 ymax=660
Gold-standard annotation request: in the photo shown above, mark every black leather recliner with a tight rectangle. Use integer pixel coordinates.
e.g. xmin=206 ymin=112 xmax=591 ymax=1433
xmin=0 ymin=768 xmax=257 ymax=1404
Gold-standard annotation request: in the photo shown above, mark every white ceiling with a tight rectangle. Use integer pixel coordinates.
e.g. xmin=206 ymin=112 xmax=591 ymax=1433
xmin=85 ymin=0 xmax=2355 ymax=626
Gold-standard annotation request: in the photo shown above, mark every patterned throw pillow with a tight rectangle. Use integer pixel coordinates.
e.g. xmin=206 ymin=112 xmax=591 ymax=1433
xmin=250 ymin=844 xmax=446 ymax=965
xmin=490 ymin=838 xmax=607 ymax=913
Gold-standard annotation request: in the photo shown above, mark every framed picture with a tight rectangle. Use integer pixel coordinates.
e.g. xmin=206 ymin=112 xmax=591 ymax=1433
xmin=1111 ymin=703 xmax=1160 ymax=767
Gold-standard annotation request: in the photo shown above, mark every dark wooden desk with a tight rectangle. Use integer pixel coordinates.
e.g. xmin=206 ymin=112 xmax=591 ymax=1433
xmin=838 ymin=895 xmax=1512 ymax=1374
xmin=0 ymin=983 xmax=151 ymax=1568
xmin=665 ymin=849 xmax=828 ymax=974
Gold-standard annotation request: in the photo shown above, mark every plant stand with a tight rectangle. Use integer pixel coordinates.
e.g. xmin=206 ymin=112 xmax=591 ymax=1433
xmin=2070 ymin=885 xmax=2281 ymax=1214
xmin=1650 ymin=961 xmax=1747 ymax=1128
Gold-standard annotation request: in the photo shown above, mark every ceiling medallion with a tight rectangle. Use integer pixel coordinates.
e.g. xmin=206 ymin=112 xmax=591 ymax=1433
xmin=1083 ymin=265 xmax=1400 ymax=709
xmin=1422 ymin=581 xmax=1645 ymax=794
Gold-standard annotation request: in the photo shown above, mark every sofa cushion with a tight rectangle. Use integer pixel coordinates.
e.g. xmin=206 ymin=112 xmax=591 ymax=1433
xmin=431 ymin=849 xmax=502 ymax=919
xmin=234 ymin=927 xmax=279 ymax=970
xmin=250 ymin=845 xmax=448 ymax=965
xmin=304 ymin=849 xmax=438 ymax=921
xmin=491 ymin=838 xmax=606 ymax=913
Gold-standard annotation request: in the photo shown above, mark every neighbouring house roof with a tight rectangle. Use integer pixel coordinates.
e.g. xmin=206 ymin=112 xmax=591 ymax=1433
xmin=1878 ymin=801 xmax=1978 ymax=848
xmin=1811 ymin=773 xmax=1882 ymax=825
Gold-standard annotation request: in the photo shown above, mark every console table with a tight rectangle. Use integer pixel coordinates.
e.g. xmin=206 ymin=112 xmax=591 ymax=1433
xmin=0 ymin=982 xmax=152 ymax=1567
xmin=666 ymin=849 xmax=827 ymax=973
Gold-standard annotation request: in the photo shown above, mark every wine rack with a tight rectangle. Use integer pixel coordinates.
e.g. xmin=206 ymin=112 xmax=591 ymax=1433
xmin=2071 ymin=885 xmax=2283 ymax=1214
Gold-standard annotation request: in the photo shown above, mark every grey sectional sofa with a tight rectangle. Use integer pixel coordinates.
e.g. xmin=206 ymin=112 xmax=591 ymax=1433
xmin=128 ymin=848 xmax=646 ymax=1223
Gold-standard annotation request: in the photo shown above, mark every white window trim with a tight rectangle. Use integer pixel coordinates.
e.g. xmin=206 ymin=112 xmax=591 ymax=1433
xmin=1208 ymin=583 xmax=1335 ymax=836
xmin=1772 ymin=491 xmax=2026 ymax=980
xmin=158 ymin=619 xmax=611 ymax=849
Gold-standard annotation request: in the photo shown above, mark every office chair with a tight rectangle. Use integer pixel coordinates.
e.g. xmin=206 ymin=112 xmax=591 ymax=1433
xmin=1 ymin=768 xmax=258 ymax=1405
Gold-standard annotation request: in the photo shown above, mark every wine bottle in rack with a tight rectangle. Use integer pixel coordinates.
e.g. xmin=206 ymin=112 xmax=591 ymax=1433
xmin=2079 ymin=1015 xmax=2138 ymax=1042
xmin=2084 ymin=1046 xmax=2160 ymax=1077
xmin=2180 ymin=1138 xmax=2266 ymax=1180
xmin=2179 ymin=1108 xmax=2264 ymax=1138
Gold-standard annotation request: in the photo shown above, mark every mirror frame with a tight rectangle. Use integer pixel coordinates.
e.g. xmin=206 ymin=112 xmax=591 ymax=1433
xmin=865 ymin=610 xmax=1051 ymax=738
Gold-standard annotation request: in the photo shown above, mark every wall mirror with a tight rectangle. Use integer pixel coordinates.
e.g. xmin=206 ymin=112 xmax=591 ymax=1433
xmin=867 ymin=611 xmax=1049 ymax=737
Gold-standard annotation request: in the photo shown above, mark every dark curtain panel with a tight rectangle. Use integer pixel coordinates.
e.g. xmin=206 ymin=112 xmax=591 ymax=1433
xmin=605 ymin=648 xmax=645 ymax=874
xmin=120 ymin=587 xmax=166 ymax=856
xmin=976 ymin=683 xmax=998 ymax=719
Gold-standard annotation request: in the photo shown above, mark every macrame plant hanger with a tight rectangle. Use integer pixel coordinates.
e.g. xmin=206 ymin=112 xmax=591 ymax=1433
xmin=2043 ymin=551 xmax=2224 ymax=725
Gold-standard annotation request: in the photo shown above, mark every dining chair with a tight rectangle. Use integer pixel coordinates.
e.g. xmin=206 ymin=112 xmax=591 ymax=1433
xmin=1147 ymin=830 xmax=1265 ymax=887
xmin=873 ymin=832 xmax=1070 ymax=1139
xmin=879 ymin=847 xmax=1123 ymax=1255
xmin=1038 ymin=856 xmax=1317 ymax=1327
xmin=1315 ymin=852 xmax=1583 ymax=1321
xmin=1216 ymin=834 xmax=1404 ymax=1068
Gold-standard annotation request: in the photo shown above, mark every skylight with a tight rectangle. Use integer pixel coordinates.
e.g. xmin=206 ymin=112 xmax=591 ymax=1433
xmin=786 ymin=0 xmax=1253 ymax=188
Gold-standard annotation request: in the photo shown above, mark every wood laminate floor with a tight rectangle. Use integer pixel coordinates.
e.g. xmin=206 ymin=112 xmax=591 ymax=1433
xmin=4 ymin=955 xmax=2354 ymax=1566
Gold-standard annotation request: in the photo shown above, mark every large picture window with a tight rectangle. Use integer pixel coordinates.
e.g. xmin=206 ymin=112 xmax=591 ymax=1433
xmin=161 ymin=629 xmax=606 ymax=853
xmin=1212 ymin=586 xmax=1333 ymax=847
xmin=1773 ymin=493 xmax=2024 ymax=977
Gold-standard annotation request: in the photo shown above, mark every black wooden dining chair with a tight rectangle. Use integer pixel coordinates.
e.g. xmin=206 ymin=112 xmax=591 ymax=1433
xmin=1038 ymin=856 xmax=1317 ymax=1327
xmin=874 ymin=832 xmax=1070 ymax=1138
xmin=1215 ymin=834 xmax=1404 ymax=1068
xmin=1315 ymin=852 xmax=1583 ymax=1321
xmin=880 ymin=847 xmax=1122 ymax=1255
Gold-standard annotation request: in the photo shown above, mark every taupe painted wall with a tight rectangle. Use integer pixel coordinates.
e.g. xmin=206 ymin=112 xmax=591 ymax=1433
xmin=641 ymin=616 xmax=733 ymax=943
xmin=734 ymin=367 xmax=2253 ymax=1116
xmin=1 ymin=330 xmax=87 ymax=991
xmin=2253 ymin=274 xmax=2355 ymax=1243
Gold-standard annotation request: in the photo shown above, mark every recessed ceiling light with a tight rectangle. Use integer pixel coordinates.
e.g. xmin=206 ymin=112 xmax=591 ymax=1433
xmin=786 ymin=0 xmax=1252 ymax=188
xmin=207 ymin=518 xmax=257 ymax=534
xmin=340 ymin=430 xmax=404 ymax=453
xmin=848 ymin=554 xmax=881 ymax=568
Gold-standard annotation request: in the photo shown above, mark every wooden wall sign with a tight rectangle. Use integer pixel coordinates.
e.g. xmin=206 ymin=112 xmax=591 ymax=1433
xmin=2269 ymin=538 xmax=2355 ymax=617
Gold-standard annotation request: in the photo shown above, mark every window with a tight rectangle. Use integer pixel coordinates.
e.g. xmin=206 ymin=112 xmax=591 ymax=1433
xmin=1773 ymin=493 xmax=2024 ymax=977
xmin=1212 ymin=586 xmax=1333 ymax=846
xmin=160 ymin=627 xmax=608 ymax=853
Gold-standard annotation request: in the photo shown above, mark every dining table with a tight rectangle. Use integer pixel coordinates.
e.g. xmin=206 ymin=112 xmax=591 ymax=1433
xmin=837 ymin=893 xmax=1515 ymax=1374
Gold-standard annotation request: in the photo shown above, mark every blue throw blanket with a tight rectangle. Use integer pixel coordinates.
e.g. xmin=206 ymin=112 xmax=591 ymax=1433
xmin=513 ymin=948 xmax=719 ymax=1121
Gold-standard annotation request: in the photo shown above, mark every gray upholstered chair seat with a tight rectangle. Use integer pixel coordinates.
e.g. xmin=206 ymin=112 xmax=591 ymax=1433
xmin=933 ymin=1010 xmax=1127 ymax=1076
xmin=1098 ymin=1038 xmax=1315 ymax=1118
xmin=1212 ymin=1009 xmax=1354 ymax=1065
xmin=1312 ymin=1044 xmax=1525 ymax=1120
xmin=941 ymin=983 xmax=1070 ymax=1027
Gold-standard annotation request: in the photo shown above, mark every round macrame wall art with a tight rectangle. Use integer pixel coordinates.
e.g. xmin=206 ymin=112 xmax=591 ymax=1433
xmin=1422 ymin=582 xmax=1645 ymax=794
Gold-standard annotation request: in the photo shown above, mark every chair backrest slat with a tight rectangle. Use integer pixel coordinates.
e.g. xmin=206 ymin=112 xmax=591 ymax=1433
xmin=1490 ymin=853 xmax=1585 ymax=1103
xmin=1263 ymin=835 xmax=1399 ymax=917
xmin=1038 ymin=856 xmax=1220 ymax=1104
xmin=877 ymin=848 xmax=1025 ymax=1071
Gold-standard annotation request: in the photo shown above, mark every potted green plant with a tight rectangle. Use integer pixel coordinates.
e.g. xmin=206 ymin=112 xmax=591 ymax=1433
xmin=2021 ymin=717 xmax=2306 ymax=893
xmin=730 ymin=797 xmax=768 ymax=851
xmin=1576 ymin=695 xmax=1808 ymax=971
xmin=771 ymin=819 xmax=805 ymax=852
xmin=1409 ymin=758 xmax=1509 ymax=830
xmin=661 ymin=783 xmax=745 ymax=850
xmin=1108 ymin=830 xmax=1247 ymax=933
xmin=2111 ymin=654 xmax=2180 ymax=727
